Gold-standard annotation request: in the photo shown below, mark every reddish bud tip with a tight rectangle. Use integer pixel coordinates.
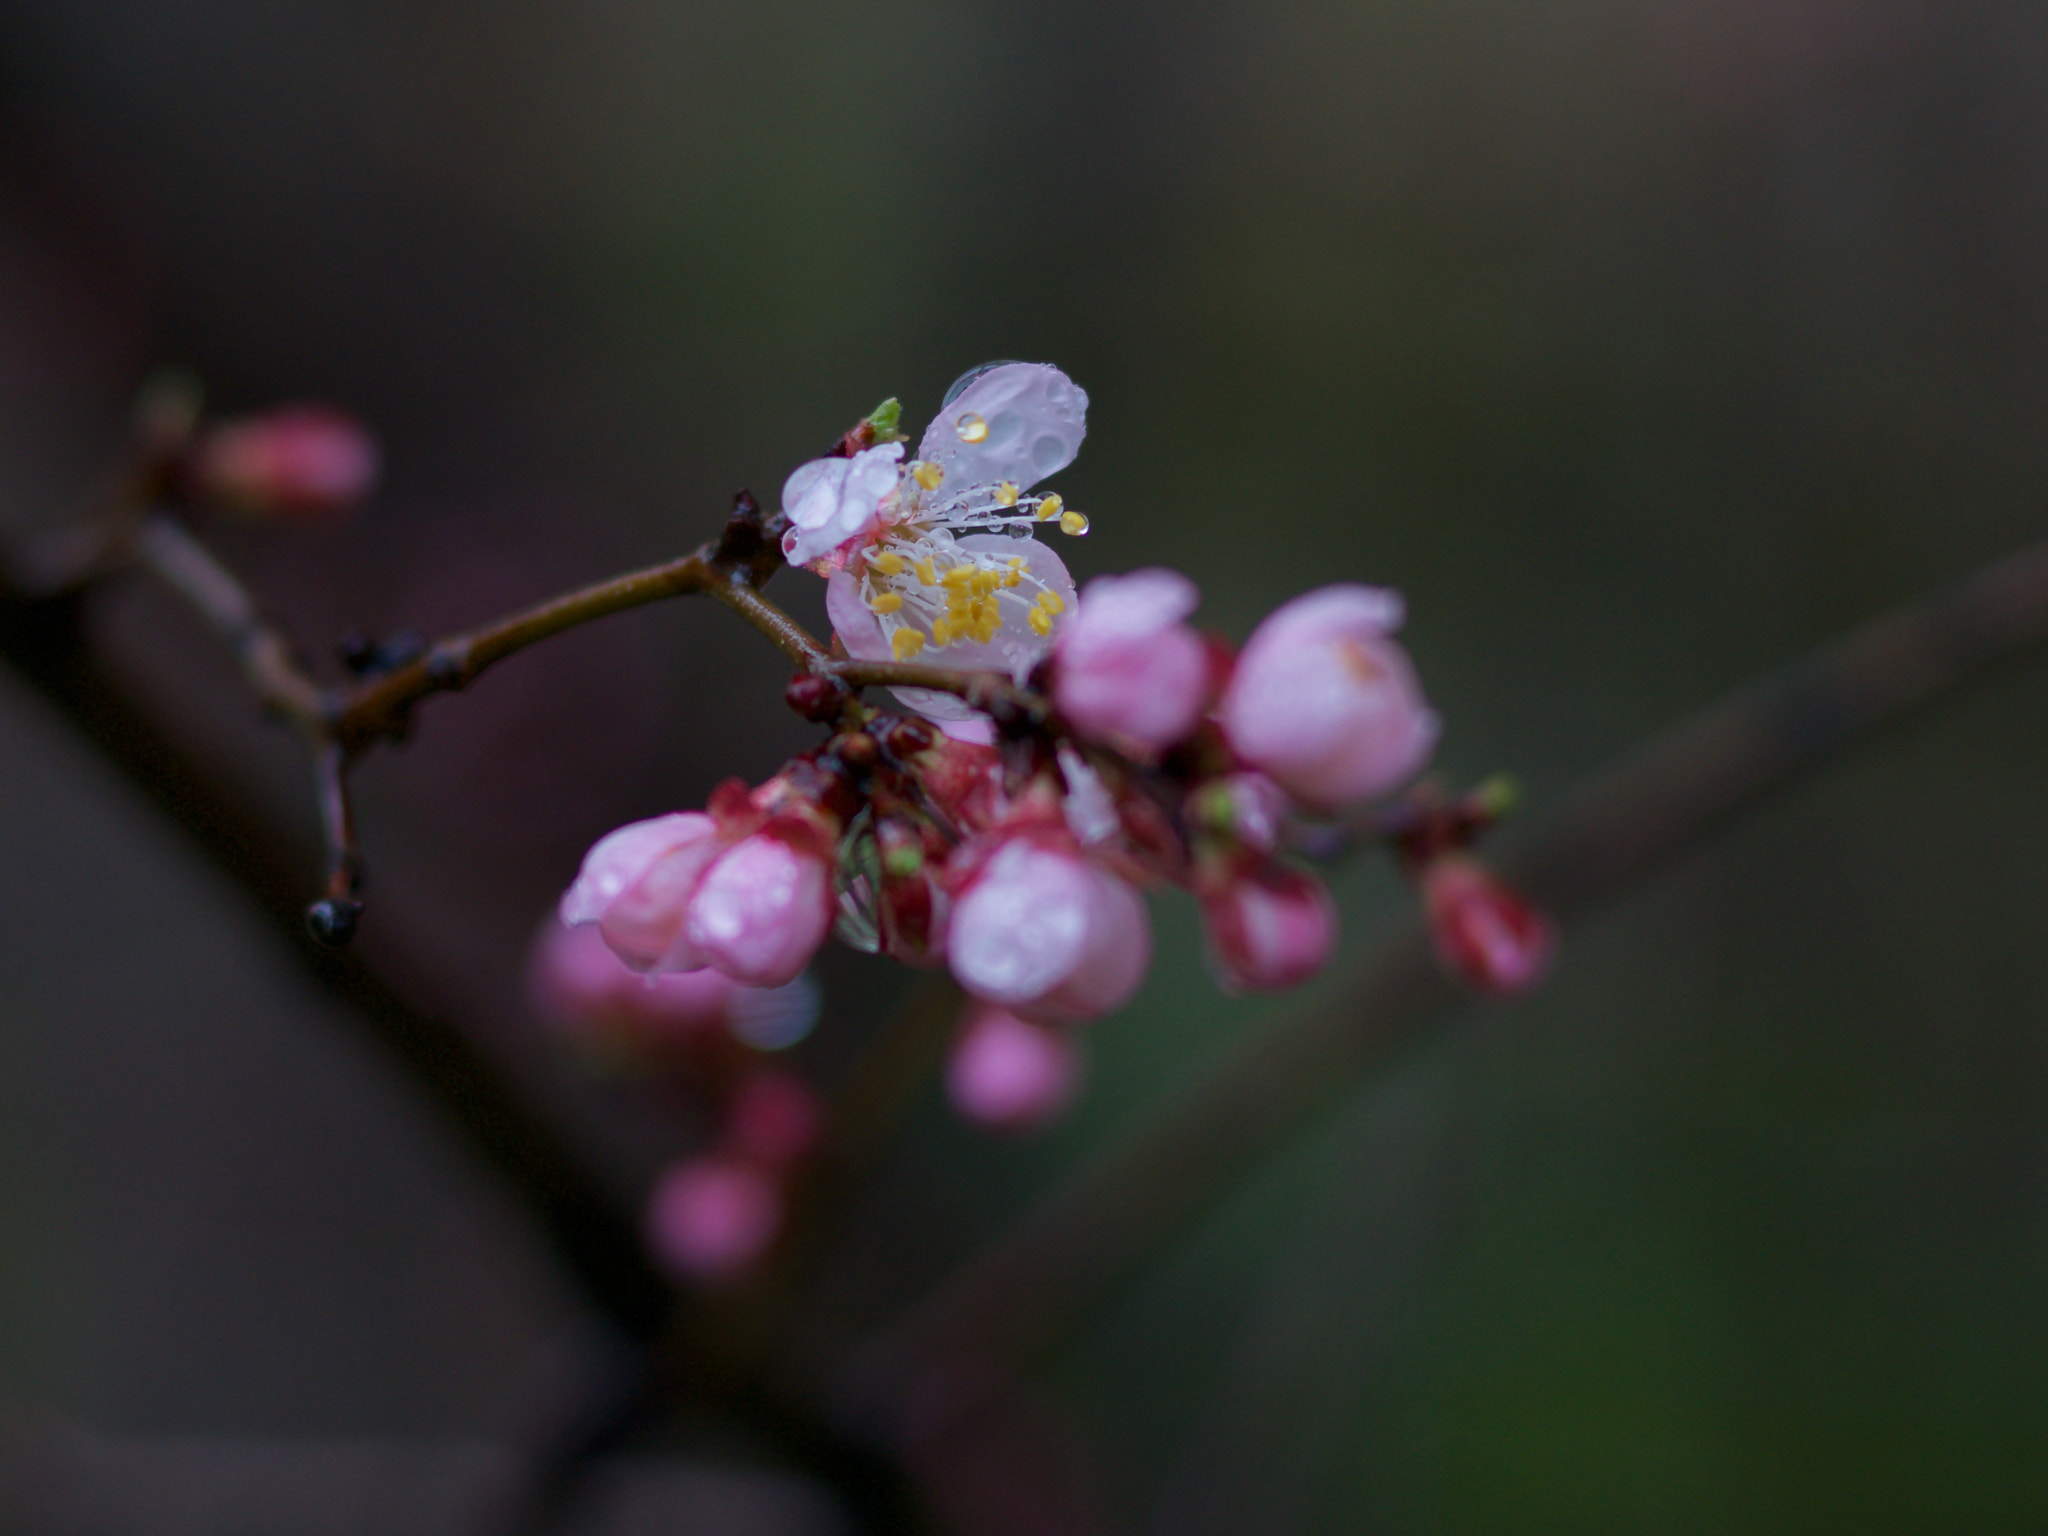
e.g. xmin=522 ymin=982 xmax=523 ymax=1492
xmin=193 ymin=405 xmax=379 ymax=517
xmin=1420 ymin=856 xmax=1554 ymax=995
xmin=785 ymin=673 xmax=845 ymax=722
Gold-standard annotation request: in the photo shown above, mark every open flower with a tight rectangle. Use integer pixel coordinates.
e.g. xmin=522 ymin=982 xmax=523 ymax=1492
xmin=792 ymin=363 xmax=1093 ymax=730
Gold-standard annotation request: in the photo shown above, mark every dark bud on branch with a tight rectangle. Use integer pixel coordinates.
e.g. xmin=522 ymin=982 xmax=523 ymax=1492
xmin=784 ymin=672 xmax=849 ymax=723
xmin=305 ymin=897 xmax=362 ymax=947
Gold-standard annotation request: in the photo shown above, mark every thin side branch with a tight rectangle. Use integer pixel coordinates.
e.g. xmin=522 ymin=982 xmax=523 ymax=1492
xmin=131 ymin=515 xmax=329 ymax=731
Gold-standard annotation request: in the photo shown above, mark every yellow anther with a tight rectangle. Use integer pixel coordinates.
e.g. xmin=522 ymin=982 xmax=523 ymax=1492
xmin=869 ymin=591 xmax=904 ymax=614
xmin=911 ymin=461 xmax=944 ymax=492
xmin=891 ymin=628 xmax=925 ymax=659
xmin=914 ymin=557 xmax=938 ymax=585
xmin=1059 ymin=509 xmax=1090 ymax=537
xmin=1028 ymin=606 xmax=1054 ymax=637
xmin=1003 ymin=556 xmax=1025 ymax=589
xmin=954 ymin=412 xmax=989 ymax=444
xmin=871 ymin=551 xmax=906 ymax=577
xmin=1037 ymin=589 xmax=1066 ymax=615
xmin=931 ymin=618 xmax=953 ymax=647
xmin=972 ymin=570 xmax=998 ymax=596
xmin=993 ymin=480 xmax=1019 ymax=507
xmin=941 ymin=565 xmax=977 ymax=588
xmin=1035 ymin=492 xmax=1064 ymax=522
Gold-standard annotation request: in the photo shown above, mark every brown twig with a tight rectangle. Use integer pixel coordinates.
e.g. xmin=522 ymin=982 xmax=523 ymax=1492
xmin=837 ymin=532 xmax=2048 ymax=1438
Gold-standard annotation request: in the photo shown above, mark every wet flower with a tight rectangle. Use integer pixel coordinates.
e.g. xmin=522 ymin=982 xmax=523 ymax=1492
xmin=1220 ymin=584 xmax=1439 ymax=809
xmin=1053 ymin=567 xmax=1212 ymax=755
xmin=945 ymin=835 xmax=1150 ymax=1025
xmin=559 ymin=806 xmax=836 ymax=988
xmin=793 ymin=363 xmax=1093 ymax=729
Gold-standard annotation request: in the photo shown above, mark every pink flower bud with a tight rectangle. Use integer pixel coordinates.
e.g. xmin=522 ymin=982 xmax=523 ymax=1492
xmin=682 ymin=832 xmax=834 ymax=988
xmin=560 ymin=812 xmax=724 ymax=971
xmin=1053 ymin=568 xmax=1211 ymax=754
xmin=527 ymin=918 xmax=740 ymax=1041
xmin=1220 ymin=585 xmax=1439 ymax=808
xmin=1421 ymin=856 xmax=1554 ymax=995
xmin=645 ymin=1157 xmax=782 ymax=1285
xmin=946 ymin=838 xmax=1150 ymax=1024
xmin=726 ymin=1072 xmax=824 ymax=1169
xmin=1199 ymin=863 xmax=1337 ymax=993
xmin=193 ymin=405 xmax=379 ymax=516
xmin=946 ymin=1005 xmax=1083 ymax=1129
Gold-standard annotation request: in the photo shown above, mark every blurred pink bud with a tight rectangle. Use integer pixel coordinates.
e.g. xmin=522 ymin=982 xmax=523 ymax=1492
xmin=194 ymin=405 xmax=379 ymax=516
xmin=1053 ymin=568 xmax=1211 ymax=753
xmin=1220 ymin=585 xmax=1439 ymax=808
xmin=560 ymin=812 xmax=723 ymax=971
xmin=946 ymin=1005 xmax=1083 ymax=1129
xmin=726 ymin=1072 xmax=824 ymax=1168
xmin=646 ymin=1157 xmax=782 ymax=1285
xmin=1199 ymin=863 xmax=1337 ymax=992
xmin=683 ymin=832 xmax=834 ymax=988
xmin=947 ymin=839 xmax=1150 ymax=1025
xmin=528 ymin=918 xmax=740 ymax=1039
xmin=1421 ymin=856 xmax=1554 ymax=995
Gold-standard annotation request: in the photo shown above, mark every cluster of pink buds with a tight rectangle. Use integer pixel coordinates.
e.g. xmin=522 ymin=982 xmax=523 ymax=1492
xmin=555 ymin=363 xmax=1544 ymax=1151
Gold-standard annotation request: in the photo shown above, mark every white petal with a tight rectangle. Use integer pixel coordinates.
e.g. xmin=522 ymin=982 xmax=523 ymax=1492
xmin=916 ymin=363 xmax=1088 ymax=495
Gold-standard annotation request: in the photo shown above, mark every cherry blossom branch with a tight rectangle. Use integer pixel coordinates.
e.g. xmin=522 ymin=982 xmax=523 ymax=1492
xmin=840 ymin=531 xmax=2048 ymax=1433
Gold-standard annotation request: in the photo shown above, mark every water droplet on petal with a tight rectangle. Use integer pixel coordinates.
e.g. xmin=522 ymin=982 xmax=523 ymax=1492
xmin=942 ymin=361 xmax=1023 ymax=409
xmin=955 ymin=411 xmax=989 ymax=443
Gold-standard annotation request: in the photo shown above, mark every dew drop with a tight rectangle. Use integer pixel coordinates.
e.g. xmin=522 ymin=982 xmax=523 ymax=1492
xmin=955 ymin=411 xmax=989 ymax=443
xmin=1030 ymin=434 xmax=1069 ymax=476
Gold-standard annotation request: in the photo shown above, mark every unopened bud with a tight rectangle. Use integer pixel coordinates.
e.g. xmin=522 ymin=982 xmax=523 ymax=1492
xmin=305 ymin=898 xmax=361 ymax=946
xmin=1420 ymin=856 xmax=1553 ymax=995
xmin=194 ymin=405 xmax=379 ymax=517
xmin=946 ymin=1005 xmax=1083 ymax=1130
xmin=784 ymin=673 xmax=846 ymax=722
xmin=645 ymin=1157 xmax=782 ymax=1285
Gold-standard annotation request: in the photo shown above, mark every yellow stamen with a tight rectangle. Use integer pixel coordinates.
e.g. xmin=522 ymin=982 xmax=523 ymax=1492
xmin=993 ymin=480 xmax=1019 ymax=507
xmin=871 ymin=551 xmax=905 ymax=577
xmin=1059 ymin=509 xmax=1090 ymax=537
xmin=911 ymin=461 xmax=944 ymax=492
xmin=955 ymin=412 xmax=989 ymax=444
xmin=1037 ymin=590 xmax=1066 ymax=615
xmin=914 ymin=557 xmax=938 ymax=586
xmin=1028 ymin=607 xmax=1053 ymax=637
xmin=870 ymin=591 xmax=904 ymax=614
xmin=1035 ymin=492 xmax=1064 ymax=522
xmin=930 ymin=618 xmax=953 ymax=647
xmin=891 ymin=628 xmax=925 ymax=659
xmin=941 ymin=565 xmax=977 ymax=589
